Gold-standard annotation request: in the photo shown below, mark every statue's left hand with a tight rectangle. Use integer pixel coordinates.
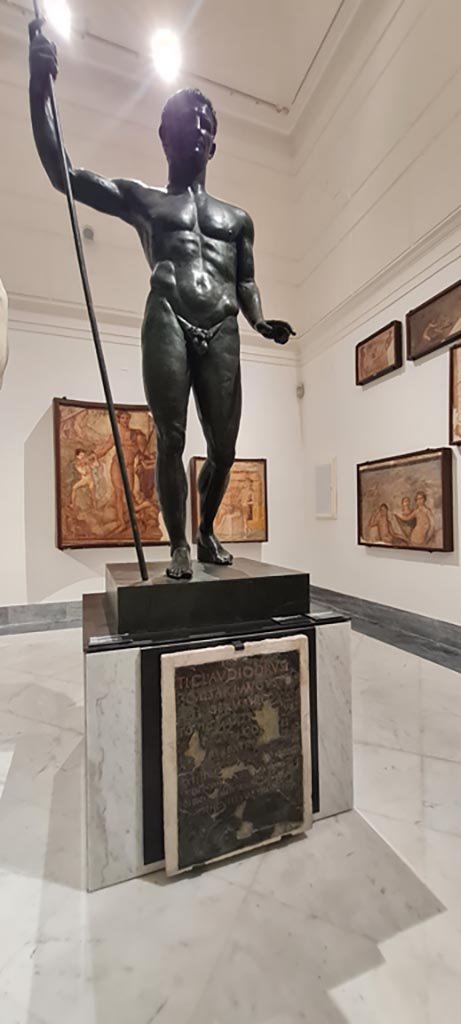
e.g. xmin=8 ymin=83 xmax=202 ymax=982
xmin=255 ymin=319 xmax=296 ymax=345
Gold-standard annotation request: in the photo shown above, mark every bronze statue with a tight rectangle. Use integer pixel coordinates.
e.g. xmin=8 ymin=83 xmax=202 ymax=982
xmin=29 ymin=25 xmax=295 ymax=579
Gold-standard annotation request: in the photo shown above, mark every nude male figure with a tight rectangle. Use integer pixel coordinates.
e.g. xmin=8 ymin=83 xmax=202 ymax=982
xmin=71 ymin=449 xmax=94 ymax=507
xmin=29 ymin=23 xmax=294 ymax=578
xmin=94 ymin=410 xmax=151 ymax=533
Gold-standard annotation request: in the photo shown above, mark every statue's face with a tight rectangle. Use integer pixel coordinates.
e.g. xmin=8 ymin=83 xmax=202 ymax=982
xmin=160 ymin=94 xmax=216 ymax=171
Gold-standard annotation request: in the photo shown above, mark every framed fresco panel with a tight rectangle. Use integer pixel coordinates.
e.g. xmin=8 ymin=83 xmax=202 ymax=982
xmin=355 ymin=321 xmax=402 ymax=385
xmin=190 ymin=457 xmax=268 ymax=543
xmin=53 ymin=397 xmax=168 ymax=548
xmin=407 ymin=280 xmax=461 ymax=360
xmin=450 ymin=343 xmax=461 ymax=445
xmin=161 ymin=636 xmax=311 ymax=875
xmin=357 ymin=448 xmax=453 ymax=552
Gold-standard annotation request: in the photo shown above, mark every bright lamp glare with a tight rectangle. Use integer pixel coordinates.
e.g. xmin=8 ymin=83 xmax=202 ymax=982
xmin=151 ymin=29 xmax=181 ymax=83
xmin=44 ymin=0 xmax=72 ymax=39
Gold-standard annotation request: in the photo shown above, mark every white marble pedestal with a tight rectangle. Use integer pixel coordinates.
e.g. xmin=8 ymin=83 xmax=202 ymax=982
xmin=84 ymin=610 xmax=352 ymax=892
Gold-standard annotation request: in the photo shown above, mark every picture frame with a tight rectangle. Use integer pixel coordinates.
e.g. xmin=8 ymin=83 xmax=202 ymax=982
xmin=406 ymin=280 xmax=461 ymax=361
xmin=189 ymin=457 xmax=268 ymax=543
xmin=355 ymin=321 xmax=403 ymax=385
xmin=53 ymin=397 xmax=168 ymax=549
xmin=449 ymin=342 xmax=461 ymax=445
xmin=357 ymin=447 xmax=453 ymax=553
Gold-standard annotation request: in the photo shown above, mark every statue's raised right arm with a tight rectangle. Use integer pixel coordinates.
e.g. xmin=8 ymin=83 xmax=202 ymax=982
xmin=28 ymin=20 xmax=135 ymax=222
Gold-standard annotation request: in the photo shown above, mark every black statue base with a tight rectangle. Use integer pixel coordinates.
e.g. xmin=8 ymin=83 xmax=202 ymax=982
xmin=105 ymin=558 xmax=310 ymax=638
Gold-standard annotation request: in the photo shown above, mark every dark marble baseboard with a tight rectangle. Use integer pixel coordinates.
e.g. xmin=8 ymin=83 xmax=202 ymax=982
xmin=0 ymin=600 xmax=82 ymax=636
xmin=311 ymin=587 xmax=461 ymax=673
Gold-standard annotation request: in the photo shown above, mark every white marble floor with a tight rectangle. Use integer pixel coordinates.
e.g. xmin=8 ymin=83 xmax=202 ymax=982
xmin=0 ymin=628 xmax=460 ymax=1023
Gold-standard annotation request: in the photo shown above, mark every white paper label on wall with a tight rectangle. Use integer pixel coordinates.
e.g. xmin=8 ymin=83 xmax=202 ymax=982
xmin=315 ymin=459 xmax=337 ymax=519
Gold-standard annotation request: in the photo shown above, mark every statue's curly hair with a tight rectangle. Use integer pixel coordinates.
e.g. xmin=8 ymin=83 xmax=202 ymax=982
xmin=160 ymin=88 xmax=218 ymax=138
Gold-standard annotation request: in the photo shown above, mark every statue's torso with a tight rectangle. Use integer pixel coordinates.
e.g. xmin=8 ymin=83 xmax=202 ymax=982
xmin=129 ymin=185 xmax=243 ymax=328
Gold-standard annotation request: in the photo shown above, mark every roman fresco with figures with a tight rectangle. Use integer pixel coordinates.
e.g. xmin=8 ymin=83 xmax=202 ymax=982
xmin=53 ymin=399 xmax=167 ymax=548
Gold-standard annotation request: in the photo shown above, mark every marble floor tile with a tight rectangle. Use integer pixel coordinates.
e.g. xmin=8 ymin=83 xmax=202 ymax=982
xmin=252 ymin=812 xmax=442 ymax=942
xmin=188 ymin=886 xmax=374 ymax=1024
xmin=353 ymin=743 xmax=424 ymax=822
xmin=0 ymin=725 xmax=83 ymax=886
xmin=0 ymin=869 xmax=78 ymax=975
xmin=5 ymin=682 xmax=83 ymax=735
xmin=0 ymin=629 xmax=83 ymax=686
xmin=355 ymin=743 xmax=461 ymax=837
xmin=361 ymin=811 xmax=461 ymax=910
xmin=352 ymin=638 xmax=422 ymax=754
xmin=0 ymin=744 xmax=15 ymax=798
xmin=332 ymin=882 xmax=461 ymax=1024
xmin=0 ymin=872 xmax=249 ymax=1024
xmin=423 ymin=757 xmax=461 ymax=837
xmin=0 ymin=626 xmax=461 ymax=1024
xmin=421 ymin=660 xmax=461 ymax=763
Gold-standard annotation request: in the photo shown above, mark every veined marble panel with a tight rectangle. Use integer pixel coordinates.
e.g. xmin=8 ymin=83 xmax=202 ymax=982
xmin=85 ymin=648 xmax=161 ymax=891
xmin=314 ymin=621 xmax=353 ymax=820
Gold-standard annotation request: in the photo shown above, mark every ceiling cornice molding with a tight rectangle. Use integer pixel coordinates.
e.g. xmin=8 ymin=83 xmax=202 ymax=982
xmin=290 ymin=0 xmax=406 ymax=168
xmin=0 ymin=0 xmax=369 ymax=139
xmin=285 ymin=0 xmax=366 ymax=134
xmin=298 ymin=204 xmax=461 ymax=368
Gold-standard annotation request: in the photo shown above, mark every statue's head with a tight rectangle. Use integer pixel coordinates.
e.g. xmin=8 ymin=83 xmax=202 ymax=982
xmin=159 ymin=89 xmax=217 ymax=173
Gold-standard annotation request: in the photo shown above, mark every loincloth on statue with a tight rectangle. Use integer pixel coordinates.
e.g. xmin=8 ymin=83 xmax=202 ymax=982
xmin=176 ymin=314 xmax=230 ymax=356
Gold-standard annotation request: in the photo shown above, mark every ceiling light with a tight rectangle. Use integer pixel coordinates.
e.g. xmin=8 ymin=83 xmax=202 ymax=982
xmin=44 ymin=0 xmax=72 ymax=40
xmin=151 ymin=29 xmax=181 ymax=83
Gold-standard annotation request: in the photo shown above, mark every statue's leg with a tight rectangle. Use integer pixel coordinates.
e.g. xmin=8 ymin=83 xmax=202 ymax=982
xmin=142 ymin=298 xmax=192 ymax=579
xmin=191 ymin=317 xmax=241 ymax=565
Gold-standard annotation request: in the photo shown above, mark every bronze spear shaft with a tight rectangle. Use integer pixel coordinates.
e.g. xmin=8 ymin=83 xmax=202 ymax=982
xmin=30 ymin=4 xmax=149 ymax=582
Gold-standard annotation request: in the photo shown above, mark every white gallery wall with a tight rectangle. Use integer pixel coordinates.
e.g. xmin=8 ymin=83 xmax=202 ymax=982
xmin=301 ymin=262 xmax=461 ymax=624
xmin=295 ymin=0 xmax=461 ymax=625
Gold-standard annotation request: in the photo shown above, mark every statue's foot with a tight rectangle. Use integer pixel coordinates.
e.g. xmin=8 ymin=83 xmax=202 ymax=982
xmin=197 ymin=530 xmax=233 ymax=566
xmin=166 ymin=545 xmax=193 ymax=580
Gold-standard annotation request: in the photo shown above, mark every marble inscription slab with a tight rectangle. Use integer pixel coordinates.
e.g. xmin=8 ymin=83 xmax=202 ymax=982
xmin=161 ymin=636 xmax=311 ymax=876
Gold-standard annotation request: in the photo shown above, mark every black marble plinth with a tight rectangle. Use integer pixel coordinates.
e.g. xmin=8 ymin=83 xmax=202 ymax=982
xmin=105 ymin=558 xmax=309 ymax=637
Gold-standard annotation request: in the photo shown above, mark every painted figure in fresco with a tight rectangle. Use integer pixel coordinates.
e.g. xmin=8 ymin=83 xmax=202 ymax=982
xmin=29 ymin=24 xmax=295 ymax=578
xmin=396 ymin=491 xmax=435 ymax=547
xmin=359 ymin=330 xmax=392 ymax=380
xmin=422 ymin=314 xmax=456 ymax=347
xmin=108 ymin=411 xmax=153 ymax=534
xmin=368 ymin=504 xmax=397 ymax=545
xmin=71 ymin=449 xmax=96 ymax=507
